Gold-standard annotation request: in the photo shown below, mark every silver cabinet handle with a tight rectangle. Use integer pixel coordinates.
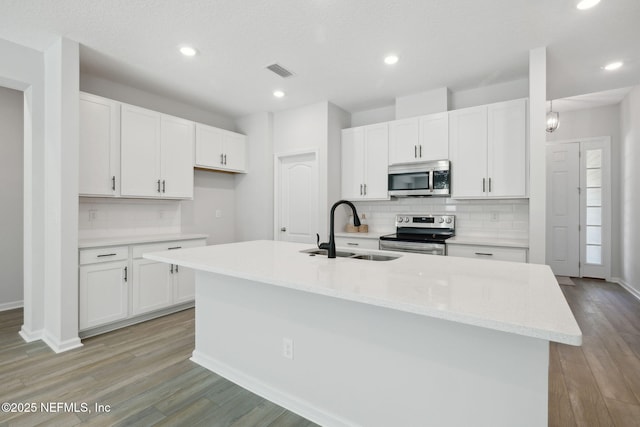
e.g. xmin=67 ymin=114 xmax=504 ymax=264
xmin=112 ymin=176 xmax=116 ymax=191
xmin=157 ymin=179 xmax=161 ymax=193
xmin=175 ymin=265 xmax=179 ymax=273
xmin=364 ymin=184 xmax=367 ymax=195
xmin=162 ymin=180 xmax=166 ymax=193
xmin=360 ymin=184 xmax=363 ymax=195
xmin=280 ymin=227 xmax=287 ymax=232
xmin=224 ymin=154 xmax=227 ymax=165
xmin=414 ymin=145 xmax=417 ymax=158
xmin=97 ymin=253 xmax=117 ymax=258
xmin=220 ymin=153 xmax=224 ymax=164
xmin=168 ymin=246 xmax=182 ymax=250
xmin=475 ymin=252 xmax=494 ymax=256
xmin=488 ymin=177 xmax=492 ymax=193
xmin=482 ymin=178 xmax=486 ymax=193
xmin=347 ymin=242 xmax=359 ymax=246
xmin=419 ymin=145 xmax=422 ymax=158
xmin=170 ymin=264 xmax=174 ymax=274
xmin=124 ymin=266 xmax=128 ymax=282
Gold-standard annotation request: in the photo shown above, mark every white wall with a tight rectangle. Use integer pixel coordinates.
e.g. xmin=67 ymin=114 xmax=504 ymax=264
xmin=396 ymin=87 xmax=448 ymax=119
xmin=80 ymin=74 xmax=236 ymax=130
xmin=546 ymin=104 xmax=622 ymax=278
xmin=0 ymin=37 xmax=47 ymax=342
xmin=450 ymin=78 xmax=529 ymax=110
xmin=619 ymin=86 xmax=640 ymax=298
xmin=273 ymin=102 xmax=330 ymax=237
xmin=0 ymin=86 xmax=24 ymax=310
xmin=327 ymin=103 xmax=351 ymax=229
xmin=351 ymin=105 xmax=395 ymax=127
xmin=235 ymin=112 xmax=274 ymax=241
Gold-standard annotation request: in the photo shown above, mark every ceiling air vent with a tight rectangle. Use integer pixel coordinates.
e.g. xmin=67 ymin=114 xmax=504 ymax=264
xmin=266 ymin=63 xmax=294 ymax=78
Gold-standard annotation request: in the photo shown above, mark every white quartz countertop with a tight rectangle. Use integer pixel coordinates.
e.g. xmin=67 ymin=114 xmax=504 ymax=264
xmin=144 ymin=240 xmax=581 ymax=346
xmin=79 ymin=233 xmax=208 ymax=249
xmin=447 ymin=236 xmax=529 ymax=249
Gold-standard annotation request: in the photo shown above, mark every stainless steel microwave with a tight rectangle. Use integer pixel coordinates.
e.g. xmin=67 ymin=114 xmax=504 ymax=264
xmin=388 ymin=160 xmax=450 ymax=197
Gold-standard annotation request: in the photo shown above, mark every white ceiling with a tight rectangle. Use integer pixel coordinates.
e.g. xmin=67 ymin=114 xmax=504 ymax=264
xmin=553 ymin=87 xmax=632 ymax=113
xmin=1 ymin=0 xmax=639 ymax=119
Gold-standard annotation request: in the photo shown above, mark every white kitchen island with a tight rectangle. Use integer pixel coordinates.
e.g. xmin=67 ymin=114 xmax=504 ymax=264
xmin=145 ymin=240 xmax=581 ymax=427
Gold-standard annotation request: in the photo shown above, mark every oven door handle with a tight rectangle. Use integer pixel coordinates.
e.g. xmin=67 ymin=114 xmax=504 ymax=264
xmin=428 ymin=170 xmax=434 ymax=193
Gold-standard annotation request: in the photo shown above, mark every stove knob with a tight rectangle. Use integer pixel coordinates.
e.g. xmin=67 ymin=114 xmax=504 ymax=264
xmin=397 ymin=217 xmax=404 ymax=223
xmin=438 ymin=217 xmax=444 ymax=223
xmin=404 ymin=217 xmax=410 ymax=223
xmin=446 ymin=217 xmax=452 ymax=224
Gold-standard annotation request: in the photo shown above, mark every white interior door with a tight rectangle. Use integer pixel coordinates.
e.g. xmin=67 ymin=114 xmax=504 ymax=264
xmin=546 ymin=143 xmax=580 ymax=276
xmin=276 ymin=152 xmax=318 ymax=243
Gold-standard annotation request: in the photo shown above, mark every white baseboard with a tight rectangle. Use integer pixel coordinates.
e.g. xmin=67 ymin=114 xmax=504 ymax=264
xmin=610 ymin=277 xmax=640 ymax=302
xmin=0 ymin=300 xmax=23 ymax=312
xmin=191 ymin=350 xmax=354 ymax=427
xmin=19 ymin=325 xmax=43 ymax=342
xmin=42 ymin=330 xmax=83 ymax=354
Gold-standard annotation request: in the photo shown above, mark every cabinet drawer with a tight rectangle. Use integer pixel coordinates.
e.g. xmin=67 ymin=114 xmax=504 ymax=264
xmin=335 ymin=236 xmax=379 ymax=250
xmin=80 ymin=246 xmax=128 ymax=265
xmin=447 ymin=244 xmax=527 ymax=263
xmin=132 ymin=238 xmax=206 ymax=259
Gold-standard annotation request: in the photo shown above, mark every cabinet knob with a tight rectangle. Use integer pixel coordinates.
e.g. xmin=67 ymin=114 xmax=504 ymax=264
xmin=280 ymin=227 xmax=287 ymax=232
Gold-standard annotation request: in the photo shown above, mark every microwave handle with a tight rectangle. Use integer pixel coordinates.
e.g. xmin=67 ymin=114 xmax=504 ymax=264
xmin=429 ymin=170 xmax=434 ymax=192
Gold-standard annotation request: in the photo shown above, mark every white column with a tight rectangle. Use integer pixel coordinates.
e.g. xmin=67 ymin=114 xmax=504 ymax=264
xmin=42 ymin=38 xmax=81 ymax=352
xmin=529 ymin=47 xmax=547 ymax=264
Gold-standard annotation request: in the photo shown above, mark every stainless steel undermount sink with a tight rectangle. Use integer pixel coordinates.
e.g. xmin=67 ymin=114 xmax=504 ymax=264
xmin=301 ymin=248 xmax=356 ymax=258
xmin=350 ymin=254 xmax=398 ymax=261
xmin=300 ymin=248 xmax=399 ymax=261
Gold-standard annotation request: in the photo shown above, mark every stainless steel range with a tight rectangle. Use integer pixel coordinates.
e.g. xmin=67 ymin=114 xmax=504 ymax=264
xmin=379 ymin=214 xmax=455 ymax=256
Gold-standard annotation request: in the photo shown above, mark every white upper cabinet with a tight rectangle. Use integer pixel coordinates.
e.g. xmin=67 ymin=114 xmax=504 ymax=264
xmin=449 ymin=105 xmax=488 ymax=198
xmin=389 ymin=112 xmax=448 ymax=165
xmin=121 ymin=104 xmax=194 ymax=199
xmin=449 ymin=99 xmax=527 ymax=199
xmin=195 ymin=124 xmax=247 ymax=173
xmin=160 ymin=115 xmax=194 ymax=198
xmin=79 ymin=92 xmax=121 ymax=196
xmin=487 ymin=99 xmax=527 ymax=198
xmin=341 ymin=123 xmax=389 ymax=201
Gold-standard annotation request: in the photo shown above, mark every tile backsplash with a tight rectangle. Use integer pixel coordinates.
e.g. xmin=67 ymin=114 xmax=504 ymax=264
xmin=79 ymin=198 xmax=181 ymax=239
xmin=353 ymin=198 xmax=529 ymax=240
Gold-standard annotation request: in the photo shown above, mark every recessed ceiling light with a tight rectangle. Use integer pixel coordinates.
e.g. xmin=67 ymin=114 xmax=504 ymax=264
xmin=273 ymin=90 xmax=285 ymax=98
xmin=576 ymin=0 xmax=600 ymax=10
xmin=384 ymin=55 xmax=399 ymax=65
xmin=604 ymin=61 xmax=623 ymax=71
xmin=179 ymin=46 xmax=198 ymax=57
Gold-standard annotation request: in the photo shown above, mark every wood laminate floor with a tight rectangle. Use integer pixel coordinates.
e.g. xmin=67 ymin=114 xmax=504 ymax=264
xmin=1 ymin=278 xmax=639 ymax=426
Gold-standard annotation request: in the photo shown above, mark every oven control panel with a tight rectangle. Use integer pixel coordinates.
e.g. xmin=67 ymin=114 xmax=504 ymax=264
xmin=395 ymin=214 xmax=455 ymax=229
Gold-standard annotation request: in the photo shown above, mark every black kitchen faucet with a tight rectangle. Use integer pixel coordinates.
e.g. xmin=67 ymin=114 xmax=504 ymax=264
xmin=317 ymin=200 xmax=361 ymax=258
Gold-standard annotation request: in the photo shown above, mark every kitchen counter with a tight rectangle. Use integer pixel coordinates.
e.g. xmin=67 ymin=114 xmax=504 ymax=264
xmin=144 ymin=240 xmax=580 ymax=427
xmin=79 ymin=233 xmax=208 ymax=248
xmin=334 ymin=231 xmax=390 ymax=239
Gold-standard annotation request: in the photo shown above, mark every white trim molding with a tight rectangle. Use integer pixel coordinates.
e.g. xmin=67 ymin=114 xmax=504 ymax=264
xmin=0 ymin=300 xmax=23 ymax=312
xmin=19 ymin=325 xmax=43 ymax=342
xmin=611 ymin=277 xmax=640 ymax=302
xmin=42 ymin=330 xmax=83 ymax=354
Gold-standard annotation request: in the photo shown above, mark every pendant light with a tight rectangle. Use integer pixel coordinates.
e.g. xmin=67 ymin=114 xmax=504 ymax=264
xmin=546 ymin=100 xmax=560 ymax=133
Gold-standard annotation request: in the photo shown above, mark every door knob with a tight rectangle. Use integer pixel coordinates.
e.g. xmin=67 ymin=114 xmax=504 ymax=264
xmin=280 ymin=227 xmax=287 ymax=232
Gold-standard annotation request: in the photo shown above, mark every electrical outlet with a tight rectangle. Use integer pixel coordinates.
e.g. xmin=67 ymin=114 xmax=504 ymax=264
xmin=282 ymin=337 xmax=294 ymax=360
xmin=490 ymin=211 xmax=500 ymax=222
xmin=88 ymin=210 xmax=97 ymax=222
xmin=215 ymin=209 xmax=222 ymax=218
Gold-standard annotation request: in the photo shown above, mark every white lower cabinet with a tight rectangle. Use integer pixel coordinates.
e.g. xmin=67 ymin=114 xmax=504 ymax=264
xmin=79 ymin=260 xmax=128 ymax=330
xmin=447 ymin=244 xmax=528 ymax=263
xmin=79 ymin=237 xmax=206 ymax=334
xmin=131 ymin=259 xmax=174 ymax=316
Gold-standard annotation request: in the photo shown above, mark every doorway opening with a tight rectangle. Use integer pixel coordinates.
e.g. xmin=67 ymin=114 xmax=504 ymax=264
xmin=546 ymin=137 xmax=611 ymax=279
